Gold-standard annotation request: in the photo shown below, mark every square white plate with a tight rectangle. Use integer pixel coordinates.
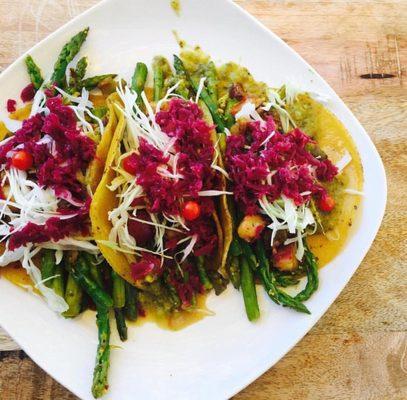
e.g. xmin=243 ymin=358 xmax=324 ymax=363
xmin=0 ymin=1 xmax=386 ymax=399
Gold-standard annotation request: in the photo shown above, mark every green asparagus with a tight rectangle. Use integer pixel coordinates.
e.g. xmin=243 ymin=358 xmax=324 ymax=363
xmin=255 ymin=240 xmax=310 ymax=314
xmin=24 ymin=55 xmax=44 ymax=90
xmin=224 ymin=97 xmax=239 ymax=129
xmin=196 ymin=256 xmax=213 ymax=291
xmin=227 ymin=255 xmax=241 ymax=289
xmin=240 ymin=255 xmax=260 ymax=321
xmin=111 ymin=270 xmax=128 ymax=341
xmin=205 ymin=61 xmax=218 ymax=103
xmin=72 ymin=256 xmax=113 ymax=310
xmin=114 ymin=308 xmax=127 ymax=341
xmin=295 ymin=245 xmax=319 ymax=302
xmin=173 ymin=55 xmax=225 ymax=132
xmin=52 ymin=263 xmax=65 ymax=298
xmin=40 ymin=249 xmax=56 ymax=288
xmin=91 ymin=307 xmax=111 ymax=399
xmin=274 ymin=272 xmax=300 ymax=288
xmin=63 ymin=272 xmax=83 ymax=318
xmin=131 ymin=62 xmax=148 ymax=104
xmin=81 ymin=74 xmax=117 ymax=90
xmin=208 ymin=270 xmax=228 ymax=295
xmin=124 ymin=282 xmax=138 ymax=321
xmin=152 ymin=56 xmax=172 ymax=102
xmin=75 ymin=56 xmax=88 ymax=81
xmin=51 ymin=27 xmax=89 ymax=86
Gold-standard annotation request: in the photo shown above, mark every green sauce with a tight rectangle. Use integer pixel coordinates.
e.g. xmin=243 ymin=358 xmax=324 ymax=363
xmin=170 ymin=0 xmax=181 ymax=16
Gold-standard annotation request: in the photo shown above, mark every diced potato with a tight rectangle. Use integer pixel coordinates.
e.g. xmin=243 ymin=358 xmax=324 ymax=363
xmin=237 ymin=214 xmax=266 ymax=242
xmin=273 ymin=243 xmax=299 ymax=272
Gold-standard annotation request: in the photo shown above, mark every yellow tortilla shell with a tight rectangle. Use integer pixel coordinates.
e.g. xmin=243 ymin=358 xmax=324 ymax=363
xmin=199 ymin=100 xmax=233 ymax=276
xmin=86 ymin=93 xmax=120 ymax=192
xmin=90 ymin=104 xmax=138 ymax=285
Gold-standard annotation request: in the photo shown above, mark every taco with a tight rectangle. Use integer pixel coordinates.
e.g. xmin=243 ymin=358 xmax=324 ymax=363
xmin=173 ymin=49 xmax=363 ymax=321
xmin=91 ymin=58 xmax=230 ymax=314
xmin=0 ymin=29 xmax=118 ymax=314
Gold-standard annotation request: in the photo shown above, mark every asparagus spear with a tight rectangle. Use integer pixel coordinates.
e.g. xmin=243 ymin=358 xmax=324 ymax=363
xmin=75 ymin=56 xmax=88 ymax=81
xmin=72 ymin=256 xmax=113 ymax=310
xmin=81 ymin=74 xmax=117 ymax=90
xmin=255 ymin=240 xmax=310 ymax=314
xmin=112 ymin=270 xmax=127 ymax=341
xmin=63 ymin=272 xmax=83 ymax=318
xmin=172 ymin=59 xmax=190 ymax=99
xmin=196 ymin=256 xmax=213 ymax=291
xmin=173 ymin=55 xmax=225 ymax=132
xmin=205 ymin=61 xmax=218 ymax=103
xmin=40 ymin=249 xmax=56 ymax=288
xmin=295 ymin=245 xmax=319 ymax=302
xmin=274 ymin=272 xmax=300 ymax=288
xmin=240 ymin=256 xmax=260 ymax=321
xmin=24 ymin=55 xmax=44 ymax=90
xmin=227 ymin=255 xmax=241 ymax=289
xmin=68 ymin=56 xmax=88 ymax=89
xmin=113 ymin=309 xmax=127 ymax=341
xmin=131 ymin=62 xmax=148 ymax=104
xmin=51 ymin=27 xmax=89 ymax=86
xmin=152 ymin=56 xmax=172 ymax=102
xmin=224 ymin=97 xmax=239 ymax=129
xmin=208 ymin=270 xmax=228 ymax=295
xmin=91 ymin=307 xmax=111 ymax=399
xmin=52 ymin=263 xmax=65 ymax=298
xmin=124 ymin=282 xmax=138 ymax=321
xmin=85 ymin=256 xmax=105 ymax=289
xmin=239 ymin=239 xmax=258 ymax=270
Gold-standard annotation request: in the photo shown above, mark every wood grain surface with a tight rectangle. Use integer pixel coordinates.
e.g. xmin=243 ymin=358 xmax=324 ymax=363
xmin=0 ymin=1 xmax=406 ymax=399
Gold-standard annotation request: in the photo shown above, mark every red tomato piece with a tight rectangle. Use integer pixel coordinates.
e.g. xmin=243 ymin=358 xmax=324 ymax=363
xmin=11 ymin=150 xmax=33 ymax=171
xmin=317 ymin=194 xmax=335 ymax=212
xmin=182 ymin=201 xmax=201 ymax=221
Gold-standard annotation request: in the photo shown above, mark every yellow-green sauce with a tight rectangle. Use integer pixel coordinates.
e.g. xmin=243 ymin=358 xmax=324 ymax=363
xmin=170 ymin=0 xmax=181 ymax=16
xmin=288 ymin=94 xmax=363 ymax=266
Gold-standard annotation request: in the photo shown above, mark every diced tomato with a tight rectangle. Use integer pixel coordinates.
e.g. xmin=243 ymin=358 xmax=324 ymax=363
xmin=182 ymin=201 xmax=201 ymax=221
xmin=11 ymin=150 xmax=33 ymax=171
xmin=317 ymin=194 xmax=335 ymax=212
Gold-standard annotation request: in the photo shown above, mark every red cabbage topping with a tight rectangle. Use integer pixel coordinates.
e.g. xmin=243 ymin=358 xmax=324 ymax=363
xmin=6 ymin=99 xmax=16 ymax=113
xmin=127 ymin=98 xmax=219 ymax=256
xmin=130 ymin=253 xmax=163 ymax=281
xmin=226 ymin=117 xmax=338 ymax=214
xmin=8 ymin=213 xmax=89 ymax=251
xmin=20 ymin=84 xmax=36 ymax=103
xmin=0 ymin=96 xmax=96 ymax=248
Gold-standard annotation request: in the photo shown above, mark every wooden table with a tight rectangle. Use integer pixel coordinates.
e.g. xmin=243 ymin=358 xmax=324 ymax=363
xmin=0 ymin=1 xmax=406 ymax=399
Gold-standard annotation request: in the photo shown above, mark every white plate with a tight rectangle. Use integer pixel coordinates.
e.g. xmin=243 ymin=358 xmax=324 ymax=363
xmin=0 ymin=1 xmax=386 ymax=399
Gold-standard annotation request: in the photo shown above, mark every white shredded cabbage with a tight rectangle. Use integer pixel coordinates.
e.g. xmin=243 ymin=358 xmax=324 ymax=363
xmin=235 ymin=101 xmax=263 ymax=122
xmin=335 ymin=151 xmax=352 ymax=173
xmin=259 ymin=195 xmax=316 ymax=260
xmin=195 ymin=77 xmax=206 ymax=103
xmin=343 ymin=188 xmax=364 ymax=196
xmin=21 ymin=246 xmax=68 ymax=313
xmin=262 ymin=88 xmax=297 ymax=133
